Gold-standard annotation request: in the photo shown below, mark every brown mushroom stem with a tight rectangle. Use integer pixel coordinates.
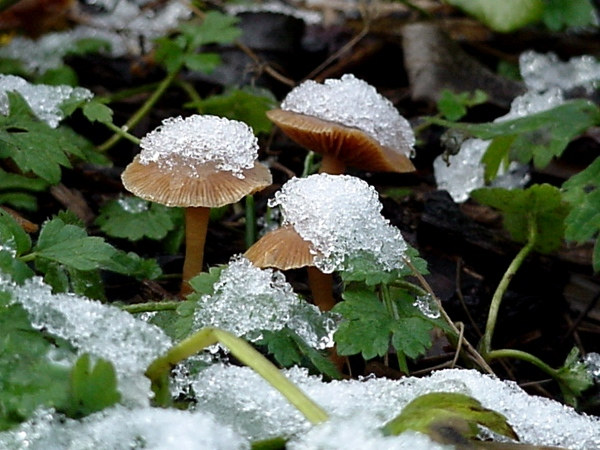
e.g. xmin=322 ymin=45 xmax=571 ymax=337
xmin=306 ymin=266 xmax=336 ymax=311
xmin=318 ymin=154 xmax=346 ymax=175
xmin=180 ymin=206 xmax=211 ymax=297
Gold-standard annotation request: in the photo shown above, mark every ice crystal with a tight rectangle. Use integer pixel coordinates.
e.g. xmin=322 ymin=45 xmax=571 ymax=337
xmin=116 ymin=196 xmax=150 ymax=213
xmin=0 ymin=75 xmax=92 ymax=128
xmin=280 ymin=74 xmax=415 ymax=156
xmin=520 ymin=50 xmax=600 ymax=94
xmin=5 ymin=276 xmax=172 ymax=405
xmin=269 ymin=174 xmax=408 ymax=273
xmin=192 ymin=256 xmax=336 ymax=349
xmin=0 ymin=406 xmax=248 ymax=450
xmin=139 ymin=115 xmax=259 ymax=178
xmin=191 ymin=364 xmax=600 ymax=447
xmin=225 ymin=1 xmax=322 ymax=25
xmin=584 ymin=352 xmax=600 ymax=380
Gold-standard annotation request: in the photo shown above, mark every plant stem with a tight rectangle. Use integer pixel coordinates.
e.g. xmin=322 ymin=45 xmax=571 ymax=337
xmin=302 ymin=151 xmax=315 ymax=178
xmin=481 ymin=221 xmax=537 ymax=356
xmin=245 ymin=195 xmax=256 ymax=249
xmin=486 ymin=348 xmax=557 ymax=378
xmin=102 ymin=121 xmax=141 ymax=145
xmin=381 ymin=284 xmax=407 ymax=373
xmin=97 ymin=69 xmax=180 ymax=152
xmin=121 ymin=301 xmax=180 ymax=314
xmin=403 ymin=257 xmax=494 ymax=375
xmin=145 ymin=327 xmax=329 ymax=424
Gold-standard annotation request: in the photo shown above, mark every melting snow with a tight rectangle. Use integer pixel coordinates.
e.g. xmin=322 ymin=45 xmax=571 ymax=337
xmin=0 ymin=75 xmax=93 ymax=128
xmin=280 ymin=74 xmax=415 ymax=156
xmin=269 ymin=173 xmax=408 ymax=274
xmin=138 ymin=115 xmax=258 ymax=178
xmin=192 ymin=255 xmax=337 ymax=349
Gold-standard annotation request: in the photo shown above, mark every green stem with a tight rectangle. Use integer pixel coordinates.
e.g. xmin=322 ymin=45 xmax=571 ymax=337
xmin=481 ymin=220 xmax=537 ymax=356
xmin=177 ymin=79 xmax=203 ymax=111
xmin=98 ymin=82 xmax=161 ymax=103
xmin=121 ymin=301 xmax=180 ymax=314
xmin=97 ymin=69 xmax=181 ymax=152
xmin=102 ymin=121 xmax=141 ymax=145
xmin=245 ymin=195 xmax=256 ymax=249
xmin=19 ymin=253 xmax=37 ymax=263
xmin=145 ymin=327 xmax=329 ymax=424
xmin=302 ymin=151 xmax=316 ymax=178
xmin=486 ymin=349 xmax=558 ymax=378
xmin=390 ymin=280 xmax=429 ymax=298
xmin=381 ymin=285 xmax=407 ymax=373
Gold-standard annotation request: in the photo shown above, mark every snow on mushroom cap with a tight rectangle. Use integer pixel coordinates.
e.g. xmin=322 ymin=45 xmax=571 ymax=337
xmin=268 ymin=173 xmax=408 ymax=274
xmin=280 ymin=74 xmax=415 ymax=156
xmin=138 ymin=115 xmax=259 ymax=178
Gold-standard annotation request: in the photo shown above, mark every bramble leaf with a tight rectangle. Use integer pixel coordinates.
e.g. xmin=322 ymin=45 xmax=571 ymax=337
xmin=34 ymin=217 xmax=116 ymax=271
xmin=471 ymin=184 xmax=570 ymax=254
xmin=562 ymin=157 xmax=600 ymax=271
xmin=0 ymin=92 xmax=96 ymax=184
xmin=95 ymin=196 xmax=181 ymax=241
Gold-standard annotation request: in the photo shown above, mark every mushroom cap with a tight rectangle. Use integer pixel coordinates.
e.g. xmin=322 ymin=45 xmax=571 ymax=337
xmin=121 ymin=155 xmax=272 ymax=208
xmin=267 ymin=109 xmax=415 ymax=173
xmin=245 ymin=224 xmax=316 ymax=270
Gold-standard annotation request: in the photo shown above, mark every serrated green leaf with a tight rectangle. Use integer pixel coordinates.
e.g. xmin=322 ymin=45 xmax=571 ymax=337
xmin=0 ymin=250 xmax=34 ymax=283
xmin=67 ymin=353 xmax=120 ymax=418
xmin=0 ymin=92 xmax=96 ymax=184
xmin=562 ymin=157 xmax=600 ymax=271
xmin=0 ymin=209 xmax=31 ymax=256
xmin=192 ymin=87 xmax=278 ymax=135
xmin=542 ymin=0 xmax=596 ymax=31
xmin=102 ymin=250 xmax=162 ymax=280
xmin=83 ymin=100 xmax=114 ymax=125
xmin=382 ymin=392 xmax=517 ymax=440
xmin=95 ymin=197 xmax=179 ymax=241
xmin=437 ymin=89 xmax=488 ymax=122
xmin=446 ymin=0 xmax=543 ymax=32
xmin=153 ymin=37 xmax=186 ymax=74
xmin=555 ymin=348 xmax=594 ymax=406
xmin=0 ymin=168 xmax=48 ymax=191
xmin=184 ymin=52 xmax=221 ymax=74
xmin=471 ymin=184 xmax=569 ymax=254
xmin=391 ymin=317 xmax=433 ymax=360
xmin=34 ymin=217 xmax=117 ymax=271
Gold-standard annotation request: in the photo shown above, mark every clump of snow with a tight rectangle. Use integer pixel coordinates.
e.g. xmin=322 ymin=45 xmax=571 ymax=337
xmin=192 ymin=255 xmax=336 ymax=350
xmin=0 ymin=406 xmax=249 ymax=450
xmin=4 ymin=276 xmax=172 ymax=405
xmin=584 ymin=352 xmax=600 ymax=380
xmin=139 ymin=115 xmax=259 ymax=178
xmin=520 ymin=50 xmax=600 ymax=94
xmin=0 ymin=1 xmax=191 ymax=74
xmin=269 ymin=173 xmax=408 ymax=274
xmin=281 ymin=74 xmax=415 ymax=157
xmin=225 ymin=1 xmax=322 ymax=25
xmin=0 ymin=75 xmax=93 ymax=128
xmin=191 ymin=364 xmax=600 ymax=447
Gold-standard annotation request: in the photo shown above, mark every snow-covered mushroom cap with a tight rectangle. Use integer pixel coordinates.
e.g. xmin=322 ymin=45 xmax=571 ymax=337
xmin=122 ymin=115 xmax=272 ymax=208
xmin=268 ymin=74 xmax=415 ymax=173
xmin=268 ymin=173 xmax=408 ymax=274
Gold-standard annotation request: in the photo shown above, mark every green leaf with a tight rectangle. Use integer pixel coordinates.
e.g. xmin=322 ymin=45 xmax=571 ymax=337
xmin=437 ymin=89 xmax=488 ymax=121
xmin=67 ymin=353 xmax=121 ymax=418
xmin=471 ymin=184 xmax=570 ymax=254
xmin=153 ymin=37 xmax=186 ymax=74
xmin=0 ymin=290 xmax=73 ymax=430
xmin=102 ymin=250 xmax=162 ymax=281
xmin=35 ymin=66 xmax=78 ymax=87
xmin=445 ymin=0 xmax=544 ymax=32
xmin=183 ymin=52 xmax=221 ymax=74
xmin=179 ymin=11 xmax=241 ymax=48
xmin=67 ymin=37 xmax=111 ymax=56
xmin=0 ymin=209 xmax=31 ymax=256
xmin=34 ymin=217 xmax=117 ymax=271
xmin=382 ymin=392 xmax=517 ymax=441
xmin=542 ymin=0 xmax=596 ymax=31
xmin=433 ymin=100 xmax=600 ymax=172
xmin=555 ymin=347 xmax=594 ymax=407
xmin=95 ymin=196 xmax=180 ymax=241
xmin=192 ymin=87 xmax=278 ymax=135
xmin=333 ymin=288 xmax=394 ymax=360
xmin=0 ymin=92 xmax=96 ymax=184
xmin=562 ymin=157 xmax=600 ymax=271
xmin=83 ymin=100 xmax=114 ymax=125
xmin=0 ymin=250 xmax=34 ymax=283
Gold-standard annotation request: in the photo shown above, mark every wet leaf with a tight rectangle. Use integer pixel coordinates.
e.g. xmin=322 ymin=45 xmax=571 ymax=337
xmin=471 ymin=184 xmax=570 ymax=254
xmin=555 ymin=347 xmax=594 ymax=407
xmin=382 ymin=392 xmax=518 ymax=441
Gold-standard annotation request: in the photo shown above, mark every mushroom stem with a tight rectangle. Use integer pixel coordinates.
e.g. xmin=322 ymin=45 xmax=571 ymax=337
xmin=306 ymin=266 xmax=336 ymax=311
xmin=180 ymin=206 xmax=211 ymax=297
xmin=318 ymin=154 xmax=346 ymax=175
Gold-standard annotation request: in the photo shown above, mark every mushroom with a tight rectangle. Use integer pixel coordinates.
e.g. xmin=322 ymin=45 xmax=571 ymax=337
xmin=267 ymin=74 xmax=416 ymax=175
xmin=245 ymin=173 xmax=409 ymax=312
xmin=122 ymin=115 xmax=272 ymax=296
